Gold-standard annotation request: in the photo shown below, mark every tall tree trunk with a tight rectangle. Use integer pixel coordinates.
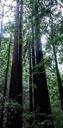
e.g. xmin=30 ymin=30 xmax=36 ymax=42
xmin=53 ymin=42 xmax=63 ymax=110
xmin=32 ymin=0 xmax=54 ymax=127
xmin=7 ymin=0 xmax=23 ymax=128
xmin=51 ymin=17 xmax=63 ymax=111
xmin=9 ymin=0 xmax=20 ymax=100
xmin=29 ymin=1 xmax=35 ymax=127
xmin=32 ymin=41 xmax=38 ymax=125
xmin=29 ymin=44 xmax=33 ymax=128
xmin=32 ymin=40 xmax=54 ymax=127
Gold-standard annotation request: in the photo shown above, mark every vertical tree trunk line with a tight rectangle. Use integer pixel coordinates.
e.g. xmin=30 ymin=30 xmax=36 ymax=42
xmin=6 ymin=0 xmax=23 ymax=128
xmin=29 ymin=44 xmax=33 ymax=128
xmin=53 ymin=42 xmax=63 ymax=110
xmin=32 ymin=0 xmax=55 ymax=127
xmin=51 ymin=17 xmax=63 ymax=111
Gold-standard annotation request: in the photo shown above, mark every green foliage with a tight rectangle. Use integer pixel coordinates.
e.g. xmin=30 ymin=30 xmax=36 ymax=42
xmin=0 ymin=0 xmax=63 ymax=128
xmin=0 ymin=39 xmax=9 ymax=91
xmin=8 ymin=100 xmax=22 ymax=110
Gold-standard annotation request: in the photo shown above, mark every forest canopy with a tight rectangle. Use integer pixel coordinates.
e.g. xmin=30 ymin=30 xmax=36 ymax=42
xmin=0 ymin=0 xmax=63 ymax=128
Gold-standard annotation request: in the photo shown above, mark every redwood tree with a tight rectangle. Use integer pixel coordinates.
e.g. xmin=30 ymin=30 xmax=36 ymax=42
xmin=31 ymin=0 xmax=54 ymax=127
xmin=7 ymin=0 xmax=23 ymax=128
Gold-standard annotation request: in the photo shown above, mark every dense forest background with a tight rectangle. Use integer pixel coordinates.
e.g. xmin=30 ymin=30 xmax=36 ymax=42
xmin=0 ymin=0 xmax=63 ymax=128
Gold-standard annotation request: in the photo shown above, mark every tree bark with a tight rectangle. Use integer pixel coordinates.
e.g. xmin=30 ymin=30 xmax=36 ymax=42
xmin=7 ymin=0 xmax=23 ymax=128
xmin=29 ymin=44 xmax=33 ymax=128
xmin=53 ymin=42 xmax=63 ymax=111
xmin=51 ymin=17 xmax=63 ymax=111
xmin=32 ymin=0 xmax=55 ymax=127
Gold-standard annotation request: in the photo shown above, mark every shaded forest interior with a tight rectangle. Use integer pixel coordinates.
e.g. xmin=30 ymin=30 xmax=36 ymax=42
xmin=0 ymin=0 xmax=63 ymax=128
